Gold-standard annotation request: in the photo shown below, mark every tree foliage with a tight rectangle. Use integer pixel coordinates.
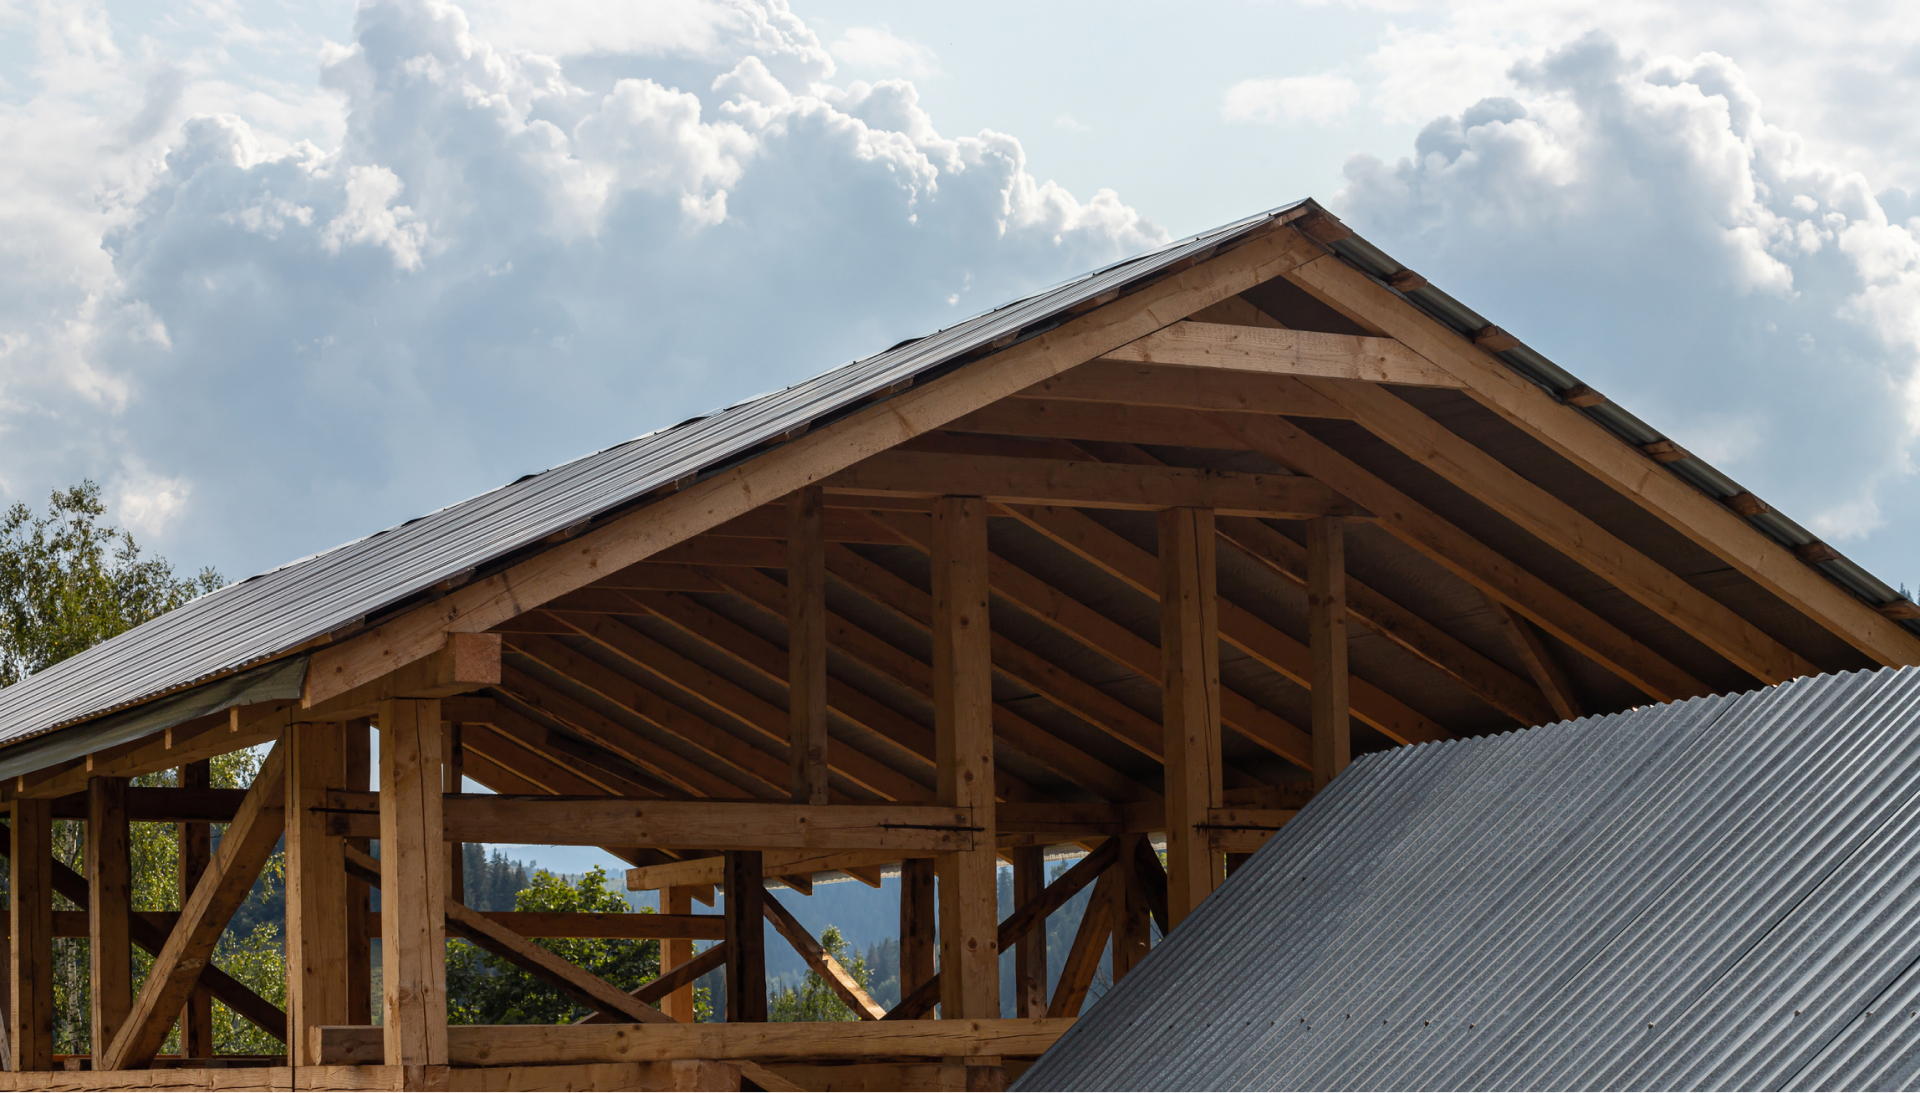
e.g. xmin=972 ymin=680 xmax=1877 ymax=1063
xmin=770 ymin=925 xmax=871 ymax=1022
xmin=0 ymin=481 xmax=220 ymax=686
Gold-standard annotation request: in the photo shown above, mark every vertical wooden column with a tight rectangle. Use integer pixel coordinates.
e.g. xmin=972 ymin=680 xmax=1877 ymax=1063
xmin=1109 ymin=834 xmax=1152 ymax=982
xmin=659 ymin=886 xmax=697 ymax=1022
xmin=444 ymin=722 xmax=466 ymax=903
xmin=789 ymin=485 xmax=830 ymax=805
xmin=1308 ymin=517 xmax=1351 ymax=788
xmin=87 ymin=777 xmax=132 ymax=1061
xmin=899 ymin=858 xmax=937 ymax=1003
xmin=343 ymin=719 xmax=373 ymax=1026
xmin=931 ymin=496 xmax=999 ymax=1021
xmin=287 ymin=721 xmax=351 ymax=1064
xmin=176 ymin=760 xmax=213 ymax=1058
xmin=1159 ymin=507 xmax=1223 ymax=928
xmin=378 ymin=699 xmax=447 ymax=1083
xmin=1010 ymin=848 xmax=1047 ymax=1016
xmin=10 ymin=797 xmax=52 ymax=1071
xmin=722 ymin=852 xmax=767 ymax=1023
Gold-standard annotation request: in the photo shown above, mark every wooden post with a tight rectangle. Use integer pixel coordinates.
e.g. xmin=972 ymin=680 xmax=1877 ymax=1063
xmin=660 ymin=885 xmax=697 ymax=1022
xmin=932 ymin=496 xmax=999 ymax=1023
xmin=176 ymin=760 xmax=213 ymax=1058
xmin=379 ymin=698 xmax=448 ymax=1084
xmin=87 ymin=777 xmax=133 ymax=1060
xmin=900 ymin=858 xmax=937 ymax=1004
xmin=1011 ymin=848 xmax=1047 ymax=1016
xmin=445 ymin=721 xmax=466 ymax=903
xmin=343 ymin=718 xmax=373 ymax=1026
xmin=1109 ymin=834 xmax=1151 ymax=983
xmin=287 ymin=721 xmax=351 ymax=1064
xmin=789 ymin=485 xmax=830 ymax=804
xmin=723 ymin=851 xmax=767 ymax=1023
xmin=9 ymin=797 xmax=51 ymax=1071
xmin=1309 ymin=517 xmax=1351 ymax=788
xmin=1160 ymin=507 xmax=1223 ymax=928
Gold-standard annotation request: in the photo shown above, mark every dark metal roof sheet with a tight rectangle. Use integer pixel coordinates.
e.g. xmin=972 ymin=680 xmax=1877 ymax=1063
xmin=1017 ymin=665 xmax=1920 ymax=1091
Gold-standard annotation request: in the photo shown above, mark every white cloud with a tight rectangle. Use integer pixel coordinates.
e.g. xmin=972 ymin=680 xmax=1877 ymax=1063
xmin=113 ymin=462 xmax=192 ymax=539
xmin=829 ymin=26 xmax=936 ymax=77
xmin=1223 ymin=74 xmax=1360 ymax=125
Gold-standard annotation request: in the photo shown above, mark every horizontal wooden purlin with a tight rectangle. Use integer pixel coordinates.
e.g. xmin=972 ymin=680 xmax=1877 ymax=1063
xmin=50 ymin=786 xmax=250 ymax=822
xmin=627 ymin=849 xmax=908 ymax=892
xmin=1101 ymin=320 xmax=1466 ymax=387
xmin=824 ymin=451 xmax=1363 ymax=519
xmin=308 ymin=1018 xmax=1075 ymax=1067
xmin=1012 ymin=359 xmax=1353 ymax=417
xmin=321 ymin=792 xmax=978 ymax=850
xmin=302 ymin=631 xmax=501 ymax=715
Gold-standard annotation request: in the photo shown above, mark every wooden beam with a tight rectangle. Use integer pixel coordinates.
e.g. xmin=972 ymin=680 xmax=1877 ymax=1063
xmin=788 ymin=485 xmax=831 ymax=805
xmin=304 ymin=632 xmax=500 ymax=715
xmin=86 ymin=777 xmax=132 ymax=1060
xmin=100 ymin=739 xmax=288 ymax=1070
xmin=824 ymin=451 xmax=1360 ymax=518
xmin=762 ymin=892 xmax=885 ymax=1019
xmin=1005 ymin=361 xmax=1350 ymax=417
xmin=1490 ymin=601 xmax=1583 ymax=722
xmin=900 ymin=857 xmax=936 ymax=1008
xmin=932 ymin=496 xmax=1000 ymax=1021
xmin=1101 ymin=320 xmax=1465 ymax=387
xmin=312 ymin=1017 xmax=1075 ymax=1067
xmin=303 ymin=223 xmax=1324 ymax=707
xmin=1011 ymin=847 xmax=1046 ymax=1018
xmin=1300 ymin=377 xmax=1818 ymax=686
xmin=176 ymin=760 xmax=215 ymax=1058
xmin=376 ymin=698 xmax=447 ymax=1079
xmin=11 ymin=700 xmax=294 ymax=800
xmin=1109 ymin=834 xmax=1151 ymax=982
xmin=577 ymin=939 xmax=727 ymax=1026
xmin=1283 ymin=250 xmax=1920 ymax=670
xmin=446 ymin=898 xmax=672 ymax=1025
xmin=286 ymin=722 xmax=351 ymax=1064
xmin=444 ymin=722 xmax=465 ymax=902
xmin=629 ymin=849 xmax=903 ymax=893
xmin=10 ymin=798 xmax=52 ymax=1070
xmin=1047 ymin=871 xmax=1114 ymax=1020
xmin=1309 ymin=518 xmax=1351 ymax=789
xmin=342 ymin=722 xmax=373 ymax=1028
xmin=723 ymin=851 xmax=767 ymax=1023
xmin=1160 ymin=508 xmax=1224 ymax=926
xmin=659 ymin=886 xmax=698 ymax=1022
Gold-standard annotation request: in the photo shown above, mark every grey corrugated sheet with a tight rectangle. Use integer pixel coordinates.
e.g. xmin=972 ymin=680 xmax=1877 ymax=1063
xmin=1017 ymin=666 xmax=1920 ymax=1091
xmin=0 ymin=204 xmax=1302 ymax=752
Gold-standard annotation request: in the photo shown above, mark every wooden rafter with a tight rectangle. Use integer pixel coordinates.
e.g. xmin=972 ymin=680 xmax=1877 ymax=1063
xmin=1102 ymin=320 xmax=1464 ymax=387
xmin=488 ymin=672 xmax=751 ymax=800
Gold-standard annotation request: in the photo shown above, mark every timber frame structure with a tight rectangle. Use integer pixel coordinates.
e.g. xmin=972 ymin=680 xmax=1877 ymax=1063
xmin=0 ymin=199 xmax=1914 ymax=1091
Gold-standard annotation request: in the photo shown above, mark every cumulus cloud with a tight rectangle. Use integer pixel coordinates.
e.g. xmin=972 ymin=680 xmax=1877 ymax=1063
xmin=0 ymin=0 xmax=1163 ymax=578
xmin=1337 ymin=31 xmax=1920 ymax=546
xmin=1223 ymin=74 xmax=1360 ymax=125
xmin=829 ymin=26 xmax=937 ymax=77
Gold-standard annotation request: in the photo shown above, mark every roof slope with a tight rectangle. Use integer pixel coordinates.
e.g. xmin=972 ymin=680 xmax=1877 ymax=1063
xmin=1019 ymin=666 xmax=1920 ymax=1092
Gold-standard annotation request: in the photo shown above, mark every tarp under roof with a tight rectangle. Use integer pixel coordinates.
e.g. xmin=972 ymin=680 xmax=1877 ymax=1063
xmin=1018 ymin=666 xmax=1920 ymax=1092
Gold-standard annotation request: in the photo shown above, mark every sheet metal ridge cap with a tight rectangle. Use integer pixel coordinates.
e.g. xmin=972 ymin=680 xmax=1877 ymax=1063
xmin=1323 ymin=231 xmax=1920 ymax=629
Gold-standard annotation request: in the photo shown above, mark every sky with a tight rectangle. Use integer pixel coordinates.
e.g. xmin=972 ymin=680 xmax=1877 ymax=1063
xmin=4 ymin=0 xmax=1920 ymax=601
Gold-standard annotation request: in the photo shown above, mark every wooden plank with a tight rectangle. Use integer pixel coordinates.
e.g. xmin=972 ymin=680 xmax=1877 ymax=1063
xmin=303 ymin=223 xmax=1324 ymax=707
xmin=576 ymin=939 xmax=728 ymax=1026
xmin=1110 ymin=834 xmax=1151 ymax=981
xmin=11 ymin=700 xmax=293 ymax=800
xmin=445 ymin=898 xmax=671 ymax=1025
xmin=712 ymin=505 xmax=902 ymax=545
xmin=175 ymin=760 xmax=215 ymax=1058
xmin=1490 ymin=601 xmax=1583 ymax=722
xmin=723 ymin=851 xmax=767 ymax=1023
xmin=1309 ymin=518 xmax=1351 ymax=789
xmin=659 ymin=886 xmax=697 ymax=1022
xmin=314 ymin=1018 xmax=1075 ymax=1067
xmin=1131 ymin=835 xmax=1170 ymax=937
xmin=431 ymin=796 xmax=976 ymax=850
xmin=628 ymin=849 xmax=904 ymax=892
xmin=1047 ymin=872 xmax=1114 ymax=1020
xmin=899 ymin=857 xmax=936 ymax=1008
xmin=445 ymin=722 xmax=466 ymax=903
xmin=1160 ymin=508 xmax=1224 ymax=927
xmin=86 ymin=777 xmax=132 ymax=1060
xmin=376 ymin=699 xmax=448 ymax=1072
xmin=762 ymin=892 xmax=885 ymax=1019
xmin=1283 ymin=251 xmax=1920 ymax=670
xmin=1004 ymin=361 xmax=1350 ymax=418
xmin=286 ymin=722 xmax=351 ymax=1064
xmin=1300 ymin=376 xmax=1818 ymax=685
xmin=1101 ymin=320 xmax=1466 ymax=387
xmin=824 ymin=450 xmax=1360 ymax=518
xmin=788 ymin=485 xmax=831 ymax=805
xmin=360 ymin=911 xmax=723 ymax=941
xmin=1011 ymin=847 xmax=1046 ymax=1018
xmin=10 ymin=798 xmax=52 ymax=1070
xmin=932 ymin=496 xmax=1000 ymax=1021
xmin=100 ymin=739 xmax=289 ymax=1070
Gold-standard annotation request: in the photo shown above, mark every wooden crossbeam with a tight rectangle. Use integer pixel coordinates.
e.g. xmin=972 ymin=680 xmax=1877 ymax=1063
xmin=1006 ymin=360 xmax=1350 ymax=417
xmin=48 ymin=786 xmax=250 ymax=822
xmin=1047 ymin=871 xmax=1115 ymax=1019
xmin=629 ymin=849 xmax=903 ymax=892
xmin=100 ymin=740 xmax=289 ymax=1070
xmin=576 ymin=941 xmax=728 ymax=1026
xmin=763 ymin=892 xmax=885 ymax=1019
xmin=1101 ymin=320 xmax=1465 ymax=387
xmin=824 ymin=451 xmax=1361 ymax=518
xmin=1489 ymin=600 xmax=1584 ymax=722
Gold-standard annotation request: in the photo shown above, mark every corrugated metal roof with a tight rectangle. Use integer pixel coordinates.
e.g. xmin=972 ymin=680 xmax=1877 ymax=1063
xmin=1017 ymin=666 xmax=1920 ymax=1091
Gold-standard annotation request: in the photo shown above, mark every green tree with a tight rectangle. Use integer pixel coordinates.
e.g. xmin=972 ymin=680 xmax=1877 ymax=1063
xmin=0 ymin=481 xmax=221 ymax=686
xmin=770 ymin=926 xmax=870 ymax=1022
xmin=446 ymin=867 xmax=706 ymax=1024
